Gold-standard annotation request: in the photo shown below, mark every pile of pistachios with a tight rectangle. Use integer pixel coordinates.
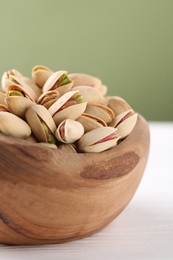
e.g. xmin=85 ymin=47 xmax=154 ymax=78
xmin=0 ymin=66 xmax=137 ymax=153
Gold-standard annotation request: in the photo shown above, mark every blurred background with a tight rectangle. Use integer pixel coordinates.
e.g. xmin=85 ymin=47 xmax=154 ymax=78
xmin=0 ymin=0 xmax=172 ymax=120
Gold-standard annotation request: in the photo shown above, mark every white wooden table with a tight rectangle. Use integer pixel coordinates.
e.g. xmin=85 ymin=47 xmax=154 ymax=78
xmin=0 ymin=122 xmax=173 ymax=260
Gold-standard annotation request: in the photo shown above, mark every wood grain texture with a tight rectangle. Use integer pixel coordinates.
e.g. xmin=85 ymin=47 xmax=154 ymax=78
xmin=0 ymin=115 xmax=150 ymax=245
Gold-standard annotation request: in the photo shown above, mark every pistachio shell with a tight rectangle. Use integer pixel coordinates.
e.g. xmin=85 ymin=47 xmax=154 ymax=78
xmin=78 ymin=127 xmax=120 ymax=153
xmin=113 ymin=110 xmax=138 ymax=138
xmin=107 ymin=96 xmax=132 ymax=117
xmin=55 ymin=119 xmax=84 ymax=143
xmin=5 ymin=96 xmax=34 ymax=118
xmin=24 ymin=77 xmax=42 ymax=98
xmin=53 ymin=102 xmax=87 ymax=126
xmin=37 ymin=90 xmax=60 ymax=109
xmin=72 ymin=86 xmax=104 ymax=104
xmin=8 ymin=76 xmax=37 ymax=101
xmin=25 ymin=104 xmax=56 ymax=143
xmin=58 ymin=143 xmax=77 ymax=153
xmin=0 ymin=104 xmax=9 ymax=112
xmin=0 ymin=111 xmax=31 ymax=138
xmin=85 ymin=104 xmax=115 ymax=125
xmin=77 ymin=113 xmax=106 ymax=133
xmin=32 ymin=65 xmax=53 ymax=88
xmin=0 ymin=92 xmax=6 ymax=105
xmin=1 ymin=69 xmax=23 ymax=91
xmin=43 ymin=70 xmax=73 ymax=95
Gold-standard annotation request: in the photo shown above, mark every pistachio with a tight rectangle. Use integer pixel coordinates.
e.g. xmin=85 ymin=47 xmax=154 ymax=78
xmin=48 ymin=90 xmax=87 ymax=126
xmin=43 ymin=70 xmax=73 ymax=95
xmin=72 ymin=86 xmax=104 ymax=104
xmin=77 ymin=113 xmax=106 ymax=133
xmin=32 ymin=65 xmax=53 ymax=88
xmin=55 ymin=119 xmax=84 ymax=143
xmin=37 ymin=90 xmax=60 ymax=109
xmin=25 ymin=104 xmax=56 ymax=143
xmin=0 ymin=111 xmax=31 ymax=138
xmin=78 ymin=127 xmax=120 ymax=153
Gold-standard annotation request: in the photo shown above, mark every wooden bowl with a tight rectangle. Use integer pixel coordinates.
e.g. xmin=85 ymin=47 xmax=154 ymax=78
xmin=0 ymin=115 xmax=150 ymax=245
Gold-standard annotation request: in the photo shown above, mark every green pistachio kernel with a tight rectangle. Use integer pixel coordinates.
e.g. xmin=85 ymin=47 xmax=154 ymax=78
xmin=75 ymin=94 xmax=83 ymax=104
xmin=8 ymin=90 xmax=25 ymax=97
xmin=58 ymin=74 xmax=71 ymax=87
xmin=41 ymin=121 xmax=56 ymax=144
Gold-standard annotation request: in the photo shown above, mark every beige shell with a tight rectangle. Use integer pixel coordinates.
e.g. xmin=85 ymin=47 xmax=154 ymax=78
xmin=24 ymin=77 xmax=42 ymax=99
xmin=53 ymin=102 xmax=87 ymax=126
xmin=5 ymin=96 xmax=34 ymax=118
xmin=48 ymin=90 xmax=87 ymax=125
xmin=78 ymin=127 xmax=120 ymax=153
xmin=112 ymin=110 xmax=138 ymax=139
xmin=55 ymin=119 xmax=84 ymax=143
xmin=77 ymin=113 xmax=106 ymax=133
xmin=43 ymin=70 xmax=73 ymax=95
xmin=37 ymin=90 xmax=60 ymax=109
xmin=0 ymin=104 xmax=9 ymax=112
xmin=38 ymin=143 xmax=58 ymax=149
xmin=8 ymin=76 xmax=37 ymax=101
xmin=0 ymin=92 xmax=6 ymax=105
xmin=72 ymin=86 xmax=104 ymax=104
xmin=32 ymin=65 xmax=53 ymax=88
xmin=107 ymin=96 xmax=132 ymax=117
xmin=0 ymin=111 xmax=31 ymax=138
xmin=1 ymin=69 xmax=23 ymax=91
xmin=85 ymin=104 xmax=115 ymax=125
xmin=25 ymin=104 xmax=56 ymax=143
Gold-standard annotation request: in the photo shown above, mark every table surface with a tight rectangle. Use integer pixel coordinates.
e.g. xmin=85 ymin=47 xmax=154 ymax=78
xmin=0 ymin=122 xmax=173 ymax=260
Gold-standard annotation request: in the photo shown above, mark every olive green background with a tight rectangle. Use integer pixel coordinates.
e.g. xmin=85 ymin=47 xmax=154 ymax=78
xmin=0 ymin=0 xmax=172 ymax=120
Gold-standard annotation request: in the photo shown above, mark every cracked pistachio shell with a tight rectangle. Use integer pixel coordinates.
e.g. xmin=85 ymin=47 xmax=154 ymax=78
xmin=78 ymin=127 xmax=120 ymax=153
xmin=32 ymin=65 xmax=53 ymax=88
xmin=107 ymin=96 xmax=132 ymax=117
xmin=0 ymin=104 xmax=9 ymax=112
xmin=0 ymin=92 xmax=6 ymax=105
xmin=112 ymin=110 xmax=138 ymax=138
xmin=55 ymin=119 xmax=84 ymax=143
xmin=25 ymin=104 xmax=56 ymax=143
xmin=72 ymin=86 xmax=104 ymax=104
xmin=5 ymin=96 xmax=34 ymax=118
xmin=1 ymin=69 xmax=23 ymax=91
xmin=0 ymin=111 xmax=31 ymax=138
xmin=77 ymin=113 xmax=106 ymax=133
xmin=43 ymin=70 xmax=74 ymax=95
xmin=85 ymin=104 xmax=115 ymax=125
xmin=24 ymin=77 xmax=42 ymax=99
xmin=8 ymin=76 xmax=37 ymax=101
xmin=48 ymin=90 xmax=87 ymax=125
xmin=37 ymin=90 xmax=60 ymax=109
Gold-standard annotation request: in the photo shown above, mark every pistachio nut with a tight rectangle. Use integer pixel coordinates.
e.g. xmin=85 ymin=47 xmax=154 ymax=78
xmin=0 ymin=104 xmax=9 ymax=112
xmin=32 ymin=65 xmax=53 ymax=88
xmin=85 ymin=104 xmax=115 ymax=125
xmin=78 ymin=127 xmax=120 ymax=153
xmin=38 ymin=142 xmax=58 ymax=149
xmin=0 ymin=111 xmax=31 ymax=138
xmin=112 ymin=110 xmax=138 ymax=138
xmin=24 ymin=77 xmax=42 ymax=99
xmin=43 ymin=70 xmax=73 ymax=95
xmin=72 ymin=86 xmax=104 ymax=104
xmin=1 ymin=69 xmax=23 ymax=91
xmin=48 ymin=90 xmax=87 ymax=126
xmin=69 ymin=73 xmax=107 ymax=95
xmin=37 ymin=90 xmax=60 ymax=109
xmin=25 ymin=104 xmax=57 ymax=143
xmin=77 ymin=113 xmax=106 ymax=133
xmin=0 ymin=92 xmax=6 ymax=105
xmin=5 ymin=84 xmax=35 ymax=118
xmin=107 ymin=96 xmax=132 ymax=117
xmin=55 ymin=119 xmax=84 ymax=143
